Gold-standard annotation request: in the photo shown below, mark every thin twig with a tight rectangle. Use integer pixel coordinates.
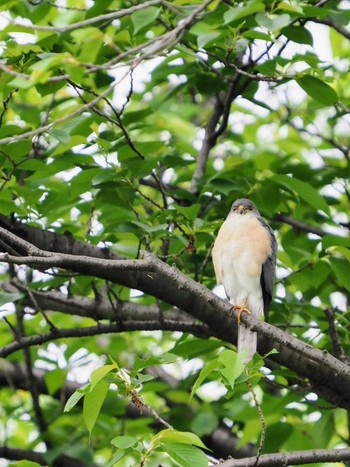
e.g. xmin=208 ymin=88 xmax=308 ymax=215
xmin=246 ymin=378 xmax=266 ymax=467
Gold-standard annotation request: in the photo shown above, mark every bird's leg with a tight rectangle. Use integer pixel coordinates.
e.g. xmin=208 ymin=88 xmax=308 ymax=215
xmin=232 ymin=299 xmax=250 ymax=324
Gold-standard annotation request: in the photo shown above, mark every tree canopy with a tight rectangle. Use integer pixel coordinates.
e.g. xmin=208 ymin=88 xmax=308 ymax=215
xmin=0 ymin=0 xmax=349 ymax=466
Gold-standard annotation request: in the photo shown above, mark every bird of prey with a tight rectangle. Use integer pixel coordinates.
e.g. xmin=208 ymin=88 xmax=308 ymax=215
xmin=212 ymin=199 xmax=277 ymax=362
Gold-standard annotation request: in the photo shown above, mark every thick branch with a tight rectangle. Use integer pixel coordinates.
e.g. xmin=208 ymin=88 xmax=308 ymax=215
xmin=1 ymin=280 xmax=196 ymax=323
xmin=1 ymin=221 xmax=350 ymax=409
xmin=220 ymin=447 xmax=350 ymax=467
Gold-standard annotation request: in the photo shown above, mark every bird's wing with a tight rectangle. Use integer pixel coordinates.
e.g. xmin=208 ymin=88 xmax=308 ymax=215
xmin=258 ymin=217 xmax=277 ymax=320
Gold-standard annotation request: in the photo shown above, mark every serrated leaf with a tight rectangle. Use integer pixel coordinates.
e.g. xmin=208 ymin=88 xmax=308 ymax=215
xmin=271 ymin=174 xmax=330 ymax=215
xmin=163 ymin=442 xmax=208 ymax=467
xmin=296 ymin=75 xmax=338 ymax=106
xmin=83 ymin=380 xmax=109 ymax=434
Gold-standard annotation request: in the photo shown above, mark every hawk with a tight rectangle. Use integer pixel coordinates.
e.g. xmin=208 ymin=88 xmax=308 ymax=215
xmin=212 ymin=199 xmax=277 ymax=362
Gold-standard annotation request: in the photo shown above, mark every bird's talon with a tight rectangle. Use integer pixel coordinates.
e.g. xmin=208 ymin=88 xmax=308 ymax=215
xmin=231 ymin=303 xmax=251 ymax=324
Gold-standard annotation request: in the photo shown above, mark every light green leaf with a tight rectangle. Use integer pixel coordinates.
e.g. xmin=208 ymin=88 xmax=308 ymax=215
xmin=131 ymin=6 xmax=161 ymax=34
xmin=218 ymin=349 xmax=245 ymax=389
xmin=190 ymin=359 xmax=219 ymax=399
xmin=64 ymin=384 xmax=89 ymax=412
xmin=197 ymin=32 xmax=220 ymax=49
xmin=296 ymin=75 xmax=338 ymax=106
xmin=90 ymin=363 xmax=117 ymax=391
xmin=256 ymin=13 xmax=290 ymax=31
xmin=111 ymin=435 xmax=139 ymax=449
xmin=224 ymin=1 xmax=264 ymax=24
xmin=271 ymin=174 xmax=330 ymax=215
xmin=133 ymin=353 xmax=178 ymax=372
xmin=83 ymin=380 xmax=109 ymax=434
xmin=154 ymin=429 xmax=207 ymax=449
xmin=163 ymin=442 xmax=208 ymax=467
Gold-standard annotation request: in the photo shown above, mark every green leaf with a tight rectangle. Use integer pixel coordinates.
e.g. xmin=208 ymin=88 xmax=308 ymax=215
xmin=190 ymin=359 xmax=219 ymax=399
xmin=64 ymin=384 xmax=89 ymax=412
xmin=191 ymin=411 xmax=218 ymax=437
xmin=131 ymin=6 xmax=161 ymax=34
xmin=224 ymin=1 xmax=264 ymax=24
xmin=111 ymin=435 xmax=139 ymax=449
xmin=154 ymin=429 xmax=207 ymax=449
xmin=218 ymin=349 xmax=245 ymax=389
xmin=172 ymin=338 xmax=222 ymax=358
xmin=162 ymin=442 xmax=208 ymax=467
xmin=256 ymin=13 xmax=290 ymax=31
xmin=90 ymin=363 xmax=117 ymax=391
xmin=83 ymin=380 xmax=109 ymax=434
xmin=271 ymin=174 xmax=330 ymax=215
xmin=175 ymin=203 xmax=201 ymax=221
xmin=296 ymin=75 xmax=338 ymax=106
xmin=330 ymin=258 xmax=350 ymax=292
xmin=322 ymin=235 xmax=350 ymax=249
xmin=281 ymin=26 xmax=313 ymax=45
xmin=133 ymin=353 xmax=178 ymax=372
xmin=197 ymin=32 xmax=220 ymax=49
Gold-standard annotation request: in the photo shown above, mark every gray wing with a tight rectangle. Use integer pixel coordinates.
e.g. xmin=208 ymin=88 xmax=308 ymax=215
xmin=258 ymin=217 xmax=277 ymax=320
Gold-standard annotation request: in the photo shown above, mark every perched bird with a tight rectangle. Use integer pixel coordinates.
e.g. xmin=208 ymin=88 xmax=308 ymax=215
xmin=212 ymin=199 xmax=277 ymax=362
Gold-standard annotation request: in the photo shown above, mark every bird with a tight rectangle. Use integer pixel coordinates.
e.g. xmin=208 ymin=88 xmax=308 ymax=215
xmin=212 ymin=198 xmax=277 ymax=362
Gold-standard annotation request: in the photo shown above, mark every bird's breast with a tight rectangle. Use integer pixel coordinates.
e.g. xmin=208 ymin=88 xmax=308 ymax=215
xmin=212 ymin=214 xmax=272 ymax=304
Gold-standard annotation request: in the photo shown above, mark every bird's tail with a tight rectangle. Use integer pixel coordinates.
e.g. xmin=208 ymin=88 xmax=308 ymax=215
xmin=237 ymin=324 xmax=257 ymax=363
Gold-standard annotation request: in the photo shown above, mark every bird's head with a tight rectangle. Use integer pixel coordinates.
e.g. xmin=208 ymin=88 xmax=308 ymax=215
xmin=230 ymin=198 xmax=259 ymax=216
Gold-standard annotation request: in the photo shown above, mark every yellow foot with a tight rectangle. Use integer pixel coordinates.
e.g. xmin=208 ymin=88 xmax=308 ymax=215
xmin=231 ymin=302 xmax=251 ymax=324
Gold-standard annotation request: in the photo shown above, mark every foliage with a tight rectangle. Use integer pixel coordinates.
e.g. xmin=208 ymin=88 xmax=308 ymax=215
xmin=0 ymin=0 xmax=349 ymax=466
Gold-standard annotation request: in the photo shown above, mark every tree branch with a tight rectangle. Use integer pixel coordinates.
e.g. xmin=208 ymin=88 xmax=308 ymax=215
xmin=1 ymin=280 xmax=196 ymax=324
xmin=219 ymin=447 xmax=350 ymax=467
xmin=0 ymin=319 xmax=210 ymax=359
xmin=1 ymin=221 xmax=350 ymax=409
xmin=275 ymin=213 xmax=327 ymax=237
xmin=5 ymin=0 xmax=164 ymax=32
